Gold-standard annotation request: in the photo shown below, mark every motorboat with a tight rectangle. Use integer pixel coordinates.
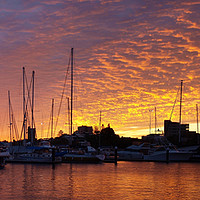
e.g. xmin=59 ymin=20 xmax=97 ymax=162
xmin=118 ymin=144 xmax=144 ymax=161
xmin=7 ymin=146 xmax=61 ymax=164
xmin=58 ymin=146 xmax=105 ymax=163
xmin=143 ymin=145 xmax=193 ymax=162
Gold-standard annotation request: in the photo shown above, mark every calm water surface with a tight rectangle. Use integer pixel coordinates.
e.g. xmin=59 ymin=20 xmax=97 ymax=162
xmin=0 ymin=162 xmax=199 ymax=200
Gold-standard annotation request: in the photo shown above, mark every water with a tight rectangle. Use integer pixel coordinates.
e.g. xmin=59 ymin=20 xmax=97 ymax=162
xmin=0 ymin=162 xmax=199 ymax=200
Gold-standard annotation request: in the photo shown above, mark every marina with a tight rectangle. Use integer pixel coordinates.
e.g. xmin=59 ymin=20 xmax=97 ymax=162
xmin=0 ymin=48 xmax=198 ymax=167
xmin=0 ymin=1 xmax=200 ymax=200
xmin=3 ymin=63 xmax=200 ymax=165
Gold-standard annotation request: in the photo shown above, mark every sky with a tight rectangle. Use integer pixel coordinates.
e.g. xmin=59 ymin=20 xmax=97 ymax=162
xmin=0 ymin=0 xmax=200 ymax=141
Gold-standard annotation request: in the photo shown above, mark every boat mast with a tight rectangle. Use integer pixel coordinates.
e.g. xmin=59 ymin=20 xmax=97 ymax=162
xmin=70 ymin=48 xmax=73 ymax=137
xmin=67 ymin=97 xmax=70 ymax=135
xmin=99 ymin=111 xmax=102 ymax=131
xmin=51 ymin=98 xmax=54 ymax=138
xmin=31 ymin=71 xmax=35 ymax=144
xmin=99 ymin=111 xmax=102 ymax=147
xmin=32 ymin=71 xmax=35 ymax=129
xmin=155 ymin=107 xmax=157 ymax=134
xmin=197 ymin=104 xmax=199 ymax=145
xmin=197 ymin=104 xmax=199 ymax=134
xmin=8 ymin=90 xmax=12 ymax=143
xmin=179 ymin=80 xmax=183 ymax=144
xmin=23 ymin=67 xmax=26 ymax=146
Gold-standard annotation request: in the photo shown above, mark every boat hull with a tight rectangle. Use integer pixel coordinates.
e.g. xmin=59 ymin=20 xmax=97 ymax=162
xmin=144 ymin=151 xmax=192 ymax=162
xmin=7 ymin=157 xmax=61 ymax=164
xmin=62 ymin=154 xmax=105 ymax=163
xmin=118 ymin=151 xmax=143 ymax=161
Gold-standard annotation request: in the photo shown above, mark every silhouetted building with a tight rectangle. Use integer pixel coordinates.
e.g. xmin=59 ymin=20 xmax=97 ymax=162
xmin=164 ymin=120 xmax=189 ymax=136
xmin=28 ymin=126 xmax=36 ymax=143
xmin=164 ymin=120 xmax=199 ymax=146
xmin=78 ymin=126 xmax=93 ymax=136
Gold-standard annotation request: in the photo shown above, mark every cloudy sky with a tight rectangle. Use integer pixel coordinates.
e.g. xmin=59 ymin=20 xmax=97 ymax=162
xmin=0 ymin=0 xmax=199 ymax=141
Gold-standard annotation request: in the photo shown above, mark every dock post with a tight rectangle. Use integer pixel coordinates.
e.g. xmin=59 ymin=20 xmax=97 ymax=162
xmin=114 ymin=146 xmax=118 ymax=165
xmin=166 ymin=148 xmax=169 ymax=163
xmin=52 ymin=148 xmax=55 ymax=163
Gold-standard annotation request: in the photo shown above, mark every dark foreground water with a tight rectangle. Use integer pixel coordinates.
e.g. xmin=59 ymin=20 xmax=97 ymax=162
xmin=0 ymin=162 xmax=199 ymax=200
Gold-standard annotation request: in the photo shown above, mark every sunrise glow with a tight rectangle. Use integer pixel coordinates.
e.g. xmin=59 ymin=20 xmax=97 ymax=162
xmin=0 ymin=0 xmax=199 ymax=141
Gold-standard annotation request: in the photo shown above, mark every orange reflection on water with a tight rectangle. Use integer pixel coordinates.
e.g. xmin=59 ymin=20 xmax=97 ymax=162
xmin=1 ymin=162 xmax=200 ymax=200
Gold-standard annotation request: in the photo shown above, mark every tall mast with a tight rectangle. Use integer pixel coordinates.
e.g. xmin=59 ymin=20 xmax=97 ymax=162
xmin=179 ymin=80 xmax=183 ymax=144
xmin=70 ymin=48 xmax=73 ymax=136
xmin=197 ymin=104 xmax=199 ymax=134
xmin=31 ymin=71 xmax=35 ymax=144
xmin=99 ymin=111 xmax=102 ymax=147
xmin=99 ymin=111 xmax=102 ymax=131
xmin=8 ymin=91 xmax=12 ymax=143
xmin=23 ymin=67 xmax=26 ymax=145
xmin=155 ymin=107 xmax=157 ymax=134
xmin=32 ymin=71 xmax=35 ymax=129
xmin=149 ymin=109 xmax=153 ymax=134
xmin=197 ymin=104 xmax=199 ymax=145
xmin=51 ymin=98 xmax=54 ymax=138
xmin=67 ymin=97 xmax=70 ymax=135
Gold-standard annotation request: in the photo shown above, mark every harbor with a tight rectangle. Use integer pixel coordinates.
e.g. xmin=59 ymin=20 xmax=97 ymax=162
xmin=1 ymin=49 xmax=199 ymax=167
xmin=0 ymin=1 xmax=200 ymax=199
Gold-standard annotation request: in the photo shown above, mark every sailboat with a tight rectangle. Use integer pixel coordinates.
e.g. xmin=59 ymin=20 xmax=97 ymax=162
xmin=142 ymin=81 xmax=193 ymax=162
xmin=58 ymin=48 xmax=105 ymax=163
xmin=7 ymin=68 xmax=61 ymax=164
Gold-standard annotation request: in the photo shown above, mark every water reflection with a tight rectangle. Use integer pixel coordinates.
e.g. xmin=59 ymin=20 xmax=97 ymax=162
xmin=0 ymin=162 xmax=199 ymax=200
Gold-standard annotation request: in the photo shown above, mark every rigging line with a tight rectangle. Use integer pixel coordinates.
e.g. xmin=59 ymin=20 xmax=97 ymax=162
xmin=25 ymin=73 xmax=36 ymax=129
xmin=73 ymin=56 xmax=84 ymax=118
xmin=26 ymin=74 xmax=33 ymax=127
xmin=12 ymin=116 xmax=19 ymax=141
xmin=47 ymin=101 xmax=53 ymax=139
xmin=19 ymin=121 xmax=24 ymax=142
xmin=19 ymin=71 xmax=33 ymax=141
xmin=54 ymin=55 xmax=71 ymax=135
xmin=169 ymin=87 xmax=180 ymax=121
xmin=10 ymin=102 xmax=19 ymax=141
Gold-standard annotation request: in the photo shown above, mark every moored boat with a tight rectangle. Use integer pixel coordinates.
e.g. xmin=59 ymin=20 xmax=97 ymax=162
xmin=0 ymin=146 xmax=10 ymax=169
xmin=62 ymin=153 xmax=105 ymax=163
xmin=7 ymin=146 xmax=61 ymax=164
xmin=58 ymin=146 xmax=105 ymax=163
xmin=118 ymin=144 xmax=144 ymax=161
xmin=143 ymin=146 xmax=193 ymax=162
